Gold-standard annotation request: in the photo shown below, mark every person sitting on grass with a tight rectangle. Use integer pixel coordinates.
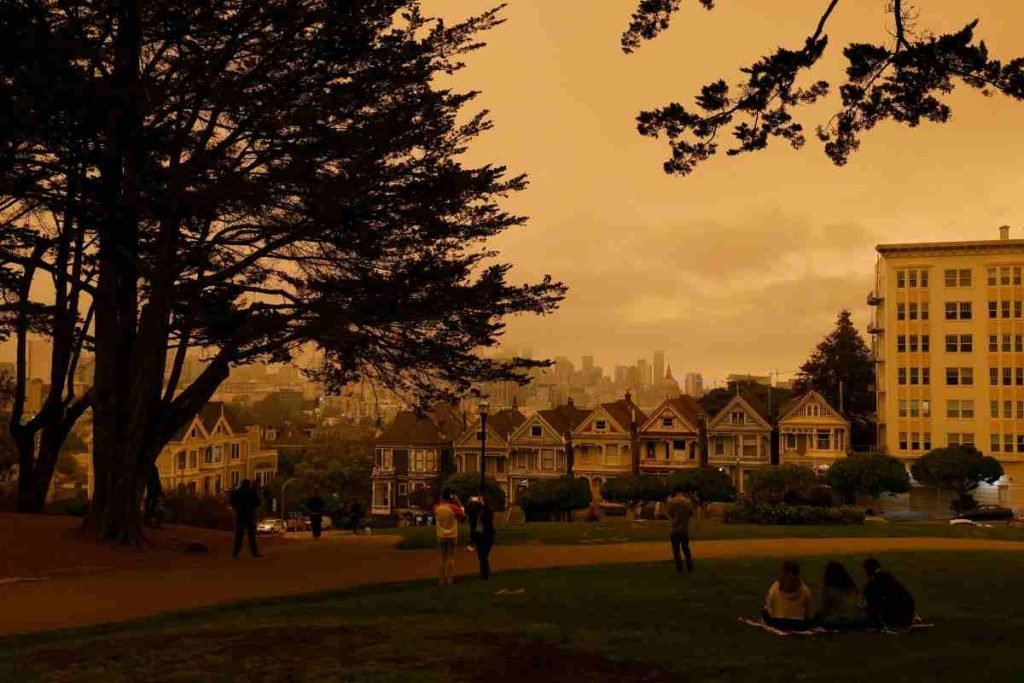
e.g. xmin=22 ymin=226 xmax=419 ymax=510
xmin=817 ymin=561 xmax=865 ymax=629
xmin=862 ymin=558 xmax=916 ymax=629
xmin=762 ymin=560 xmax=814 ymax=631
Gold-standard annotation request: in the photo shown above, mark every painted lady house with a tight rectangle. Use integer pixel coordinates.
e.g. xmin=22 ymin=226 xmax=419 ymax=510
xmin=777 ymin=391 xmax=851 ymax=470
xmin=707 ymin=393 xmax=773 ymax=493
xmin=506 ymin=400 xmax=590 ymax=503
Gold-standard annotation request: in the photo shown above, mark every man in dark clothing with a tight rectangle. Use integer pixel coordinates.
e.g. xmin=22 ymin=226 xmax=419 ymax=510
xmin=471 ymin=497 xmax=496 ymax=579
xmin=230 ymin=479 xmax=262 ymax=558
xmin=862 ymin=558 xmax=916 ymax=628
xmin=349 ymin=501 xmax=364 ymax=534
xmin=465 ymin=497 xmax=482 ymax=552
xmin=306 ymin=490 xmax=326 ymax=539
xmin=144 ymin=463 xmax=163 ymax=528
xmin=666 ymin=485 xmax=695 ymax=574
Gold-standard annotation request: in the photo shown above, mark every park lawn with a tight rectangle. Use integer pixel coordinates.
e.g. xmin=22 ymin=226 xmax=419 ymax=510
xmin=388 ymin=517 xmax=1024 ymax=549
xmin=3 ymin=552 xmax=1023 ymax=682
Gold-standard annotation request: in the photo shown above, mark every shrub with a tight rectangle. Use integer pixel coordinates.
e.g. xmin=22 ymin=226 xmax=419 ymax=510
xmin=723 ymin=501 xmax=865 ymax=525
xmin=442 ymin=473 xmax=507 ymax=510
xmin=826 ymin=453 xmax=910 ymax=504
xmin=910 ymin=446 xmax=1004 ymax=513
xmin=161 ymin=492 xmax=236 ymax=531
xmin=518 ymin=476 xmax=592 ymax=522
xmin=667 ymin=468 xmax=736 ymax=503
xmin=600 ymin=475 xmax=669 ymax=507
xmin=747 ymin=464 xmax=821 ymax=505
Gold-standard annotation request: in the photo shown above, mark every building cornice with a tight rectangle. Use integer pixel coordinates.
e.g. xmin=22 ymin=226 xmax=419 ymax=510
xmin=877 ymin=240 xmax=1024 ymax=258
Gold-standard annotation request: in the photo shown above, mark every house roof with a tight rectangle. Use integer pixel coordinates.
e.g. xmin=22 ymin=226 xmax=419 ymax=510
xmin=487 ymin=409 xmax=527 ymax=439
xmin=537 ymin=403 xmax=590 ymax=435
xmin=666 ymin=395 xmax=707 ymax=427
xmin=172 ymin=402 xmax=248 ymax=441
xmin=777 ymin=391 xmax=848 ymax=424
xmin=377 ymin=403 xmax=464 ymax=445
xmin=601 ymin=397 xmax=647 ymax=432
xmin=710 ymin=393 xmax=773 ymax=430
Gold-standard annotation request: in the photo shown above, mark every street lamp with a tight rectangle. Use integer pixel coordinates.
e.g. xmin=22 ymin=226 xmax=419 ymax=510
xmin=478 ymin=400 xmax=490 ymax=494
xmin=280 ymin=477 xmax=297 ymax=523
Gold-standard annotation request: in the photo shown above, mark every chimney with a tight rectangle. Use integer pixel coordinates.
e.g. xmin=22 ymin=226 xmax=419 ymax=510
xmin=624 ymin=389 xmax=632 ymax=403
xmin=567 ymin=396 xmax=574 ymax=407
xmin=1000 ymin=225 xmax=1011 ymax=241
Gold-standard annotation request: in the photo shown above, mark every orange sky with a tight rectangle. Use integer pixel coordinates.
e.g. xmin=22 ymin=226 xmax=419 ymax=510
xmin=4 ymin=2 xmax=1023 ymax=387
xmin=425 ymin=0 xmax=1024 ymax=384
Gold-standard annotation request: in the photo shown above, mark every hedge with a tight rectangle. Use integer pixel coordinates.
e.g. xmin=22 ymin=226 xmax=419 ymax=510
xmin=723 ymin=501 xmax=865 ymax=525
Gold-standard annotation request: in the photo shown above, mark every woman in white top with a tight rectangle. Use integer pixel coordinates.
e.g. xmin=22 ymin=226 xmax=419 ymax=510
xmin=434 ymin=489 xmax=462 ymax=587
xmin=762 ymin=560 xmax=814 ymax=631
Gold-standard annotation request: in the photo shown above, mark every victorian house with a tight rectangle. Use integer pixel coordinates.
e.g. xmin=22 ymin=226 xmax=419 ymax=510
xmin=453 ymin=408 xmax=526 ymax=504
xmin=371 ymin=404 xmax=463 ymax=516
xmin=638 ymin=395 xmax=707 ymax=474
xmin=777 ymin=391 xmax=851 ymax=470
xmin=506 ymin=400 xmax=590 ymax=504
xmin=572 ymin=392 xmax=647 ymax=499
xmin=707 ymin=393 xmax=773 ymax=493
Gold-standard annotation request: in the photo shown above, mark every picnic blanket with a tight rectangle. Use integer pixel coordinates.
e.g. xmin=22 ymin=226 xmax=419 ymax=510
xmin=738 ymin=617 xmax=935 ymax=637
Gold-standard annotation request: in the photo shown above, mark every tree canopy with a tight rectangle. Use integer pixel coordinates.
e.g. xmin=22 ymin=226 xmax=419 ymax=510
xmin=698 ymin=379 xmax=791 ymax=423
xmin=826 ymin=453 xmax=910 ymax=504
xmin=0 ymin=1 xmax=564 ymax=541
xmin=667 ymin=467 xmax=736 ymax=503
xmin=516 ymin=476 xmax=592 ymax=521
xmin=622 ymin=1 xmax=1024 ymax=175
xmin=910 ymin=446 xmax=1004 ymax=510
xmin=794 ymin=309 xmax=875 ymax=450
xmin=601 ymin=475 xmax=670 ymax=508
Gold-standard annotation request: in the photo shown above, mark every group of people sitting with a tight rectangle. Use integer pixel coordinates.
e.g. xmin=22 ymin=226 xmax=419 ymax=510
xmin=762 ymin=558 xmax=917 ymax=632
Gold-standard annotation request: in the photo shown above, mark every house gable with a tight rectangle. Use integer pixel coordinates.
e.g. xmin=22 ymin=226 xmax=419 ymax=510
xmin=509 ymin=414 xmax=562 ymax=445
xmin=573 ymin=406 xmax=626 ymax=437
xmin=778 ymin=392 xmax=848 ymax=426
xmin=640 ymin=401 xmax=698 ymax=434
xmin=454 ymin=421 xmax=509 ymax=450
xmin=709 ymin=395 xmax=772 ymax=431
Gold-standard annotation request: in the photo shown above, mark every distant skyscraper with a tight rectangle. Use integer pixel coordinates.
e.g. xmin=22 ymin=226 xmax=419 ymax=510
xmin=27 ymin=338 xmax=51 ymax=381
xmin=684 ymin=372 xmax=704 ymax=397
xmin=653 ymin=351 xmax=665 ymax=385
xmin=581 ymin=355 xmax=594 ymax=373
xmin=614 ymin=365 xmax=628 ymax=385
xmin=637 ymin=359 xmax=652 ymax=386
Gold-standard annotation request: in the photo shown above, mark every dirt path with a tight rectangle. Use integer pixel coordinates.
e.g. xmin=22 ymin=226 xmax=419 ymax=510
xmin=3 ymin=514 xmax=1023 ymax=636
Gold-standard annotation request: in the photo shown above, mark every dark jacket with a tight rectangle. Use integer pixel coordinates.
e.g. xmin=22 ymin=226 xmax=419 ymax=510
xmin=306 ymin=496 xmax=325 ymax=514
xmin=230 ymin=487 xmax=261 ymax=521
xmin=477 ymin=505 xmax=495 ymax=541
xmin=863 ymin=571 xmax=915 ymax=628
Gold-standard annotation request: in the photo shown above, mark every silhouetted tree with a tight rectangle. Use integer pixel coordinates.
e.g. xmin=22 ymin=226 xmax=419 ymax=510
xmin=0 ymin=2 xmax=564 ymax=543
xmin=698 ymin=380 xmax=791 ymax=423
xmin=667 ymin=467 xmax=735 ymax=503
xmin=910 ymin=446 xmax=1003 ymax=513
xmin=794 ymin=310 xmax=875 ymax=450
xmin=623 ymin=1 xmax=1024 ymax=174
xmin=826 ymin=453 xmax=909 ymax=504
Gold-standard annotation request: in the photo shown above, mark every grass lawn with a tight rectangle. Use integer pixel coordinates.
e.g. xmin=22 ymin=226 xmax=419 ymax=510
xmin=388 ymin=517 xmax=1024 ymax=549
xmin=3 ymin=551 xmax=1023 ymax=682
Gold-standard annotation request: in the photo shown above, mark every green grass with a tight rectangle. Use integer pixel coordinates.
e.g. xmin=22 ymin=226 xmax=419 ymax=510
xmin=3 ymin=552 xmax=1024 ymax=682
xmin=388 ymin=517 xmax=1024 ymax=549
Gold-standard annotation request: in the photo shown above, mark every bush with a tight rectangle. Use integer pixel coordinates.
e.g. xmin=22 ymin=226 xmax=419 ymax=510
xmin=723 ymin=501 xmax=865 ymax=525
xmin=161 ymin=492 xmax=236 ymax=531
xmin=667 ymin=468 xmax=736 ymax=503
xmin=600 ymin=475 xmax=670 ymax=507
xmin=747 ymin=465 xmax=821 ymax=506
xmin=826 ymin=453 xmax=910 ymax=504
xmin=911 ymin=446 xmax=1004 ymax=513
xmin=518 ymin=476 xmax=592 ymax=522
xmin=442 ymin=473 xmax=507 ymax=510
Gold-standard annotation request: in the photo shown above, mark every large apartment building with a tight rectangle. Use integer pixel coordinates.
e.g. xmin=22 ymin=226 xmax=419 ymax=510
xmin=870 ymin=226 xmax=1024 ymax=505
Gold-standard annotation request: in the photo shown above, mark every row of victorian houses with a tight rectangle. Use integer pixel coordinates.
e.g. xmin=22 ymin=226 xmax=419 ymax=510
xmin=371 ymin=388 xmax=850 ymax=517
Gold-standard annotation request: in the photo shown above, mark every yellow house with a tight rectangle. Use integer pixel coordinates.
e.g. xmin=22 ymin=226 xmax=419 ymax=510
xmin=453 ymin=408 xmax=526 ymax=502
xmin=506 ymin=401 xmax=589 ymax=504
xmin=707 ymin=393 xmax=773 ymax=493
xmin=870 ymin=227 xmax=1024 ymax=507
xmin=638 ymin=395 xmax=706 ymax=474
xmin=777 ymin=391 xmax=850 ymax=470
xmin=572 ymin=392 xmax=646 ymax=499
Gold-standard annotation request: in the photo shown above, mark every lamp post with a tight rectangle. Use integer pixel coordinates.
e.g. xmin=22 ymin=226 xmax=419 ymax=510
xmin=478 ymin=401 xmax=490 ymax=494
xmin=280 ymin=477 xmax=296 ymax=523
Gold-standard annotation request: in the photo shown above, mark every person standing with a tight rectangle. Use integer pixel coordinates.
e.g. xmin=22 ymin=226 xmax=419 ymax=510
xmin=230 ymin=479 xmax=262 ymax=558
xmin=306 ymin=490 xmax=326 ymax=539
xmin=472 ymin=497 xmax=496 ymax=580
xmin=465 ymin=496 xmax=481 ymax=553
xmin=434 ymin=489 xmax=462 ymax=587
xmin=666 ymin=485 xmax=695 ymax=574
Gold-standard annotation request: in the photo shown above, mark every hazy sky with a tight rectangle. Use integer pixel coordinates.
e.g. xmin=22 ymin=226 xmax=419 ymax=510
xmin=425 ymin=0 xmax=1024 ymax=383
xmin=4 ymin=2 xmax=1023 ymax=386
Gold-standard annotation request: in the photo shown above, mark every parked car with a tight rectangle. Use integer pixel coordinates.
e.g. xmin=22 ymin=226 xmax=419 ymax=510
xmin=958 ymin=505 xmax=1015 ymax=522
xmin=285 ymin=513 xmax=308 ymax=532
xmin=257 ymin=518 xmax=286 ymax=535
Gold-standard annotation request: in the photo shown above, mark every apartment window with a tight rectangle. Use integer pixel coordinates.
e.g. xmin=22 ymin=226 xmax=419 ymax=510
xmin=947 ymin=400 xmax=974 ymax=419
xmin=909 ymin=303 xmax=919 ymax=320
xmin=662 ymin=417 xmax=674 ymax=427
xmin=962 ymin=368 xmax=974 ymax=385
xmin=897 ymin=335 xmax=907 ymax=353
xmin=1017 ymin=368 xmax=1024 ymax=386
xmin=922 ymin=399 xmax=931 ymax=417
xmin=944 ymin=302 xmax=956 ymax=320
xmin=948 ymin=433 xmax=975 ymax=446
xmin=946 ymin=368 xmax=959 ymax=385
xmin=922 ymin=270 xmax=930 ymax=287
xmin=1017 ymin=336 xmax=1023 ymax=352
xmin=922 ymin=335 xmax=930 ymax=352
xmin=1018 ymin=435 xmax=1024 ymax=454
xmin=898 ymin=368 xmax=907 ymax=385
xmin=945 ymin=335 xmax=957 ymax=352
xmin=816 ymin=430 xmax=830 ymax=450
xmin=907 ymin=335 xmax=918 ymax=352
xmin=910 ymin=432 xmax=921 ymax=451
xmin=899 ymin=432 xmax=908 ymax=450
xmin=988 ymin=267 xmax=997 ymax=285
xmin=1003 ymin=300 xmax=1011 ymax=318
xmin=961 ymin=335 xmax=973 ymax=352
xmin=531 ymin=425 xmax=542 ymax=437
xmin=230 ymin=443 xmax=240 ymax=460
xmin=176 ymin=451 xmax=186 ymax=470
xmin=989 ymin=301 xmax=998 ymax=319
xmin=1002 ymin=267 xmax=1011 ymax=285
xmin=899 ymin=399 xmax=907 ymax=418
xmin=944 ymin=269 xmax=957 ymax=287
xmin=1018 ymin=401 xmax=1024 ymax=419
xmin=1004 ymin=334 xmax=1013 ymax=352
xmin=1007 ymin=434 xmax=1015 ymax=453
xmin=909 ymin=270 xmax=918 ymax=287
xmin=909 ymin=399 xmax=920 ymax=418
xmin=910 ymin=367 xmax=920 ymax=385
xmin=1006 ymin=401 xmax=1014 ymax=419
xmin=922 ymin=302 xmax=929 ymax=320
xmin=1017 ymin=301 xmax=1023 ymax=319
xmin=923 ymin=433 xmax=932 ymax=450
xmin=992 ymin=434 xmax=1001 ymax=453
xmin=1015 ymin=267 xmax=1022 ymax=285
xmin=923 ymin=367 xmax=930 ymax=385
xmin=595 ymin=420 xmax=607 ymax=431
xmin=1005 ymin=367 xmax=1013 ymax=386
xmin=990 ymin=335 xmax=998 ymax=352
xmin=991 ymin=367 xmax=999 ymax=386
xmin=897 ymin=270 xmax=906 ymax=288
xmin=959 ymin=269 xmax=971 ymax=286
xmin=960 ymin=302 xmax=972 ymax=319
xmin=991 ymin=401 xmax=999 ymax=418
